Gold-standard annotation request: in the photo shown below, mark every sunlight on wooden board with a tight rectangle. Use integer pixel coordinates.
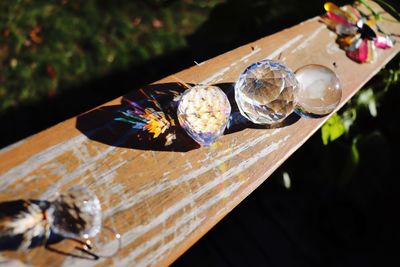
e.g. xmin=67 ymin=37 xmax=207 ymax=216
xmin=1 ymin=1 xmax=399 ymax=266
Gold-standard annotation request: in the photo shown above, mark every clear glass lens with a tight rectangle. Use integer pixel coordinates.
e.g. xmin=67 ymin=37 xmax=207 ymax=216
xmin=294 ymin=64 xmax=342 ymax=117
xmin=235 ymin=59 xmax=297 ymax=124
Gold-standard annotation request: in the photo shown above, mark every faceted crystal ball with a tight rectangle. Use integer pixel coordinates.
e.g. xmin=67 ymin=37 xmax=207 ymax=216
xmin=235 ymin=59 xmax=298 ymax=124
xmin=177 ymin=85 xmax=231 ymax=146
xmin=294 ymin=64 xmax=342 ymax=117
xmin=48 ymin=186 xmax=102 ymax=239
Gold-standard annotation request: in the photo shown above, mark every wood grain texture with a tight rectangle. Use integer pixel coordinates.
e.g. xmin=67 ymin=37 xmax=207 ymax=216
xmin=1 ymin=2 xmax=399 ymax=266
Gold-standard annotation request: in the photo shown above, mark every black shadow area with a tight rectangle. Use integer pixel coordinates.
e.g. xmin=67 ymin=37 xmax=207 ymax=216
xmin=76 ymin=83 xmax=199 ymax=152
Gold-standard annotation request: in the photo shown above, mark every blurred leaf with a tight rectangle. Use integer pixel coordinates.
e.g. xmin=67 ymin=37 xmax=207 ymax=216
xmin=282 ymin=171 xmax=291 ymax=189
xmin=368 ymin=98 xmax=377 ymax=117
xmin=321 ymin=113 xmax=346 ymax=145
xmin=356 ymin=88 xmax=377 ymax=117
xmin=351 ymin=137 xmax=359 ymax=165
xmin=342 ymin=108 xmax=357 ymax=132
xmin=356 ymin=88 xmax=374 ymax=105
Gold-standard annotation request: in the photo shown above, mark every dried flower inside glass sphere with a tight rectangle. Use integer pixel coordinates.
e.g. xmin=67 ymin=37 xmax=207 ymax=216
xmin=177 ymin=85 xmax=231 ymax=146
xmin=294 ymin=64 xmax=342 ymax=117
xmin=47 ymin=186 xmax=102 ymax=239
xmin=234 ymin=59 xmax=298 ymax=124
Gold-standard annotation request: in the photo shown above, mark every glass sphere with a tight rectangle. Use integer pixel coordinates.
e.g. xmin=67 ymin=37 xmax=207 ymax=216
xmin=47 ymin=186 xmax=102 ymax=239
xmin=234 ymin=59 xmax=298 ymax=124
xmin=177 ymin=85 xmax=231 ymax=146
xmin=294 ymin=64 xmax=342 ymax=117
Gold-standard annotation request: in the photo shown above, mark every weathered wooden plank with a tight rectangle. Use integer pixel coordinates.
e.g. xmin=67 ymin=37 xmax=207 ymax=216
xmin=1 ymin=1 xmax=399 ymax=266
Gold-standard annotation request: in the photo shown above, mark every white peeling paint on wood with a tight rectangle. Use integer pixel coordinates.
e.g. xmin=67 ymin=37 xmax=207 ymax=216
xmin=290 ymin=25 xmax=325 ymax=54
xmin=40 ymin=145 xmax=125 ymax=199
xmin=240 ymin=46 xmax=261 ymax=62
xmin=326 ymin=41 xmax=342 ymax=55
xmin=121 ymin=135 xmax=288 ymax=265
xmin=74 ymin=135 xmax=289 ymax=267
xmin=265 ymin=35 xmax=303 ymax=59
xmin=104 ymin=129 xmax=281 ymax=218
xmin=0 ymin=134 xmax=87 ymax=190
xmin=200 ymin=66 xmax=232 ymax=85
xmin=200 ymin=35 xmax=303 ymax=85
xmin=133 ymin=183 xmax=243 ymax=267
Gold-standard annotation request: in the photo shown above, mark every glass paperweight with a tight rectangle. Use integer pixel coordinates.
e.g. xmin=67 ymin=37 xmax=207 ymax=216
xmin=47 ymin=186 xmax=102 ymax=239
xmin=294 ymin=64 xmax=342 ymax=117
xmin=234 ymin=59 xmax=298 ymax=124
xmin=177 ymin=85 xmax=231 ymax=146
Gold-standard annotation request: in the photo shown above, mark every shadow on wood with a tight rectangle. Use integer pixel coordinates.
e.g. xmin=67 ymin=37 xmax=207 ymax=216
xmin=0 ymin=199 xmax=103 ymax=260
xmin=76 ymin=82 xmax=300 ymax=152
xmin=0 ymin=199 xmax=51 ymax=251
xmin=76 ymin=83 xmax=199 ymax=152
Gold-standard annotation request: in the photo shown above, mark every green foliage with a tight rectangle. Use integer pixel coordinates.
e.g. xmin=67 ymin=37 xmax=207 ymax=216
xmin=321 ymin=113 xmax=346 ymax=145
xmin=0 ymin=0 xmax=221 ymax=113
xmin=350 ymin=136 xmax=359 ymax=164
xmin=320 ymin=57 xmax=400 ymax=189
xmin=356 ymin=88 xmax=377 ymax=117
xmin=321 ymin=53 xmax=400 ymax=146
